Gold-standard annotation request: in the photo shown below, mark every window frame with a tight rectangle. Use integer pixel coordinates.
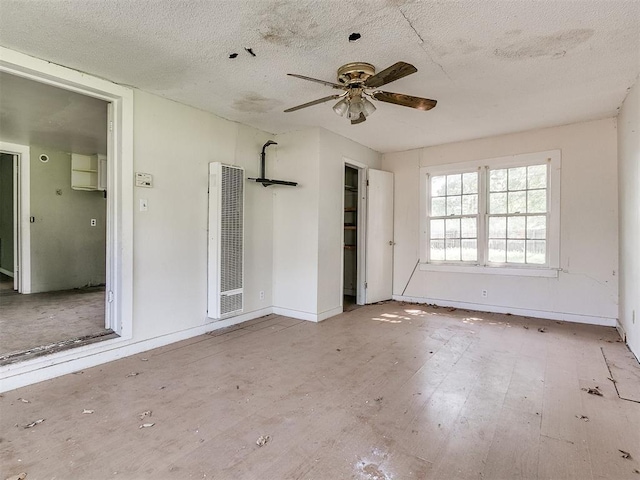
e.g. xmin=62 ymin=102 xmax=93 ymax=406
xmin=419 ymin=150 xmax=561 ymax=277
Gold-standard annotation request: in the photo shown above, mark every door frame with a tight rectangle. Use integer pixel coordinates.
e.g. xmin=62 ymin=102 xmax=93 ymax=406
xmin=0 ymin=46 xmax=134 ymax=339
xmin=0 ymin=142 xmax=31 ymax=293
xmin=342 ymin=158 xmax=368 ymax=307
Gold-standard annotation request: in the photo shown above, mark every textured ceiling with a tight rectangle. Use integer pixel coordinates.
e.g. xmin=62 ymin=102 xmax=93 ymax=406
xmin=0 ymin=0 xmax=639 ymax=153
xmin=0 ymin=72 xmax=108 ymax=155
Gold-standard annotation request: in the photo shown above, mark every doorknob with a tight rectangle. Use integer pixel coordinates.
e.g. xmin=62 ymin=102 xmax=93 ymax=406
xmin=388 ymin=241 xmax=395 ymax=246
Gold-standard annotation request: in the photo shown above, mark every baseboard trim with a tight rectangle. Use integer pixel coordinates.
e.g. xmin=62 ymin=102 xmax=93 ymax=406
xmin=0 ymin=267 xmax=14 ymax=277
xmin=0 ymin=307 xmax=273 ymax=393
xmin=272 ymin=306 xmax=343 ymax=323
xmin=392 ymin=295 xmax=617 ymax=327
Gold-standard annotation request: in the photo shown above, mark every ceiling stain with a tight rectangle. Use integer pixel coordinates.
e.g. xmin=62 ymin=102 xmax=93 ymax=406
xmin=232 ymin=93 xmax=283 ymax=114
xmin=495 ymin=29 xmax=594 ymax=60
xmin=433 ymin=38 xmax=483 ymax=57
xmin=257 ymin=2 xmax=320 ymax=47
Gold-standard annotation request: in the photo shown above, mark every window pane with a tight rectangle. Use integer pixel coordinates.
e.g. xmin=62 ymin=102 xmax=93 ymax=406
xmin=508 ymin=167 xmax=527 ymax=191
xmin=446 ymin=196 xmax=462 ymax=216
xmin=462 ymin=172 xmax=478 ymax=194
xmin=490 ymin=192 xmax=507 ymax=214
xmin=461 ymin=217 xmax=477 ymax=238
xmin=526 ymin=216 xmax=546 ymax=239
xmin=445 ymin=239 xmax=461 ymax=261
xmin=461 ymin=239 xmax=477 ymax=261
xmin=430 ymin=240 xmax=445 ymax=260
xmin=490 ymin=169 xmax=507 ymax=192
xmin=431 ymin=175 xmax=446 ymax=197
xmin=508 ymin=191 xmax=526 ymax=214
xmin=526 ymin=240 xmax=546 ymax=264
xmin=507 ymin=240 xmax=525 ymax=263
xmin=507 ymin=216 xmax=525 ymax=239
xmin=527 ymin=164 xmax=547 ymax=189
xmin=430 ymin=219 xmax=445 ymax=239
xmin=447 ymin=174 xmax=462 ymax=195
xmin=445 ymin=218 xmax=460 ymax=238
xmin=431 ymin=197 xmax=446 ymax=216
xmin=527 ymin=189 xmax=547 ymax=213
xmin=489 ymin=216 xmax=506 ymax=238
xmin=462 ymin=194 xmax=478 ymax=215
xmin=488 ymin=239 xmax=506 ymax=262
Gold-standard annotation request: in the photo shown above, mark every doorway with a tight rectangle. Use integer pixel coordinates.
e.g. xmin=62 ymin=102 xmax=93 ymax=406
xmin=0 ymin=72 xmax=114 ymax=364
xmin=342 ymin=161 xmax=367 ymax=311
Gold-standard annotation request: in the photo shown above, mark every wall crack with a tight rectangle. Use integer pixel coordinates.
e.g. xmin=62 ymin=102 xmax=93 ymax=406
xmin=398 ymin=7 xmax=453 ymax=83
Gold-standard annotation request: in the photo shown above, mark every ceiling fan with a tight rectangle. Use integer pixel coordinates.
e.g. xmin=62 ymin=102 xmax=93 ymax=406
xmin=284 ymin=61 xmax=437 ymax=125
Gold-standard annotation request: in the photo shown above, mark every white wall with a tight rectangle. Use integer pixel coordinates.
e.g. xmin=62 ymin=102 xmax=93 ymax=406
xmin=617 ymin=78 xmax=640 ymax=359
xmin=132 ymin=90 xmax=274 ymax=339
xmin=383 ymin=118 xmax=619 ymax=325
xmin=317 ymin=128 xmax=381 ymax=314
xmin=271 ymin=127 xmax=381 ymax=321
xmin=29 ymin=147 xmax=106 ymax=292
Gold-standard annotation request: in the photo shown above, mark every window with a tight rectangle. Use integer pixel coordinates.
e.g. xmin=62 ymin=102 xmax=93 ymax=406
xmin=420 ymin=150 xmax=560 ymax=276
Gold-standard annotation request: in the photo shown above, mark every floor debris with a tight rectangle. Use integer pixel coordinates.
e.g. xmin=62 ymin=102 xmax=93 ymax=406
xmin=575 ymin=415 xmax=589 ymax=421
xmin=17 ymin=398 xmax=30 ymax=403
xmin=375 ymin=397 xmax=383 ymax=402
xmin=538 ymin=328 xmax=546 ymax=333
xmin=607 ymin=376 xmax=617 ymax=384
xmin=126 ymin=372 xmax=140 ymax=377
xmin=140 ymin=358 xmax=148 ymax=362
xmin=138 ymin=410 xmax=152 ymax=420
xmin=256 ymin=435 xmax=270 ymax=447
xmin=82 ymin=409 xmax=95 ymax=414
xmin=24 ymin=419 xmax=44 ymax=429
xmin=633 ymin=468 xmax=640 ymax=474
xmin=4 ymin=473 xmax=27 ymax=480
xmin=582 ymin=386 xmax=603 ymax=396
xmin=619 ymin=449 xmax=632 ymax=459
xmin=139 ymin=423 xmax=155 ymax=429
xmin=523 ymin=326 xmax=529 ymax=329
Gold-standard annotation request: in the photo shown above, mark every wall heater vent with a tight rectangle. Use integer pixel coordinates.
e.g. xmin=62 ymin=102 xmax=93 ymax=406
xmin=208 ymin=162 xmax=244 ymax=319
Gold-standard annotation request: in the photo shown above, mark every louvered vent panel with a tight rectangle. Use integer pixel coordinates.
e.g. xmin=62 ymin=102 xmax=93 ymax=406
xmin=220 ymin=165 xmax=244 ymax=294
xmin=221 ymin=293 xmax=243 ymax=315
xmin=208 ymin=163 xmax=244 ymax=319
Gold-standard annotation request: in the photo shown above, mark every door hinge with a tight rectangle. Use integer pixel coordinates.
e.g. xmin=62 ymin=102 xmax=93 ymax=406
xmin=109 ymin=121 xmax=113 ymax=132
xmin=366 ymin=180 xmax=369 ymax=187
xmin=365 ymin=282 xmax=368 ymax=289
xmin=108 ymin=291 xmax=114 ymax=303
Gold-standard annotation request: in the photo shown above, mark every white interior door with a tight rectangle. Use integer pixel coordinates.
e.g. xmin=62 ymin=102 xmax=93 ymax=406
xmin=365 ymin=169 xmax=394 ymax=304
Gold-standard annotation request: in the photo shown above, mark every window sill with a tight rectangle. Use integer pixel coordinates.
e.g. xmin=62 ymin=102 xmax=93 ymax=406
xmin=419 ymin=263 xmax=559 ymax=278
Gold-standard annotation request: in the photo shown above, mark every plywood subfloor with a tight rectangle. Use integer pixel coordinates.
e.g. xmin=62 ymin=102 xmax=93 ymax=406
xmin=0 ymin=286 xmax=107 ymax=356
xmin=1 ymin=303 xmax=639 ymax=479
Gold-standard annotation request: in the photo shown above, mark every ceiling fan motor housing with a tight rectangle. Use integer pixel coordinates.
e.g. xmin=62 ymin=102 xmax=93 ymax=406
xmin=337 ymin=62 xmax=375 ymax=86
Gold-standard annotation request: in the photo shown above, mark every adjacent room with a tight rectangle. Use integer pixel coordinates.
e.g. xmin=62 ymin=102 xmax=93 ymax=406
xmin=0 ymin=1 xmax=638 ymax=479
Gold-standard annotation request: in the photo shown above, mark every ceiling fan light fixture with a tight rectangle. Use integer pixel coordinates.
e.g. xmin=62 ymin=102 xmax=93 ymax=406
xmin=362 ymin=97 xmax=376 ymax=116
xmin=347 ymin=97 xmax=364 ymax=120
xmin=332 ymin=98 xmax=349 ymax=117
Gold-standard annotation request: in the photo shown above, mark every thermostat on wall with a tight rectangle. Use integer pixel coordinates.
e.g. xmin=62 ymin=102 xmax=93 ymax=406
xmin=135 ymin=172 xmax=153 ymax=188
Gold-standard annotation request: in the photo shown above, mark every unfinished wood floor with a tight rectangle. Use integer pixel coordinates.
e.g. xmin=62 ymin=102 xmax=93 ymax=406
xmin=0 ymin=286 xmax=106 ymax=356
xmin=1 ymin=303 xmax=639 ymax=479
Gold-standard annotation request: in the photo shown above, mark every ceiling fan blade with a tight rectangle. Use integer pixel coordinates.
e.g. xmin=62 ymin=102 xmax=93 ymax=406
xmin=284 ymin=94 xmax=342 ymax=112
xmin=351 ymin=113 xmax=367 ymax=125
xmin=287 ymin=73 xmax=346 ymax=90
xmin=364 ymin=62 xmax=417 ymax=89
xmin=372 ymin=91 xmax=437 ymax=111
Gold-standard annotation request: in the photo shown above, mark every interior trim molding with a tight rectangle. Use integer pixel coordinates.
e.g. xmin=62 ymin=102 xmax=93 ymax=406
xmin=392 ymin=295 xmax=617 ymax=327
xmin=0 ymin=307 xmax=273 ymax=393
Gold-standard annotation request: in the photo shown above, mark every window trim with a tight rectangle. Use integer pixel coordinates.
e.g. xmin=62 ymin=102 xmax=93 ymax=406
xmin=419 ymin=150 xmax=561 ymax=276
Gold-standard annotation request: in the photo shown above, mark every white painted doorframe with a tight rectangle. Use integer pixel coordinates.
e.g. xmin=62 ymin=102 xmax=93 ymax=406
xmin=0 ymin=142 xmax=31 ymax=294
xmin=342 ymin=158 xmax=368 ymax=307
xmin=0 ymin=46 xmax=134 ymax=339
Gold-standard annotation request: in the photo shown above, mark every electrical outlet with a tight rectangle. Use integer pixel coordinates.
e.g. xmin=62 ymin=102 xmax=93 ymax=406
xmin=259 ymin=291 xmax=265 ymax=300
xmin=90 ymin=218 xmax=97 ymax=227
xmin=482 ymin=289 xmax=488 ymax=298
